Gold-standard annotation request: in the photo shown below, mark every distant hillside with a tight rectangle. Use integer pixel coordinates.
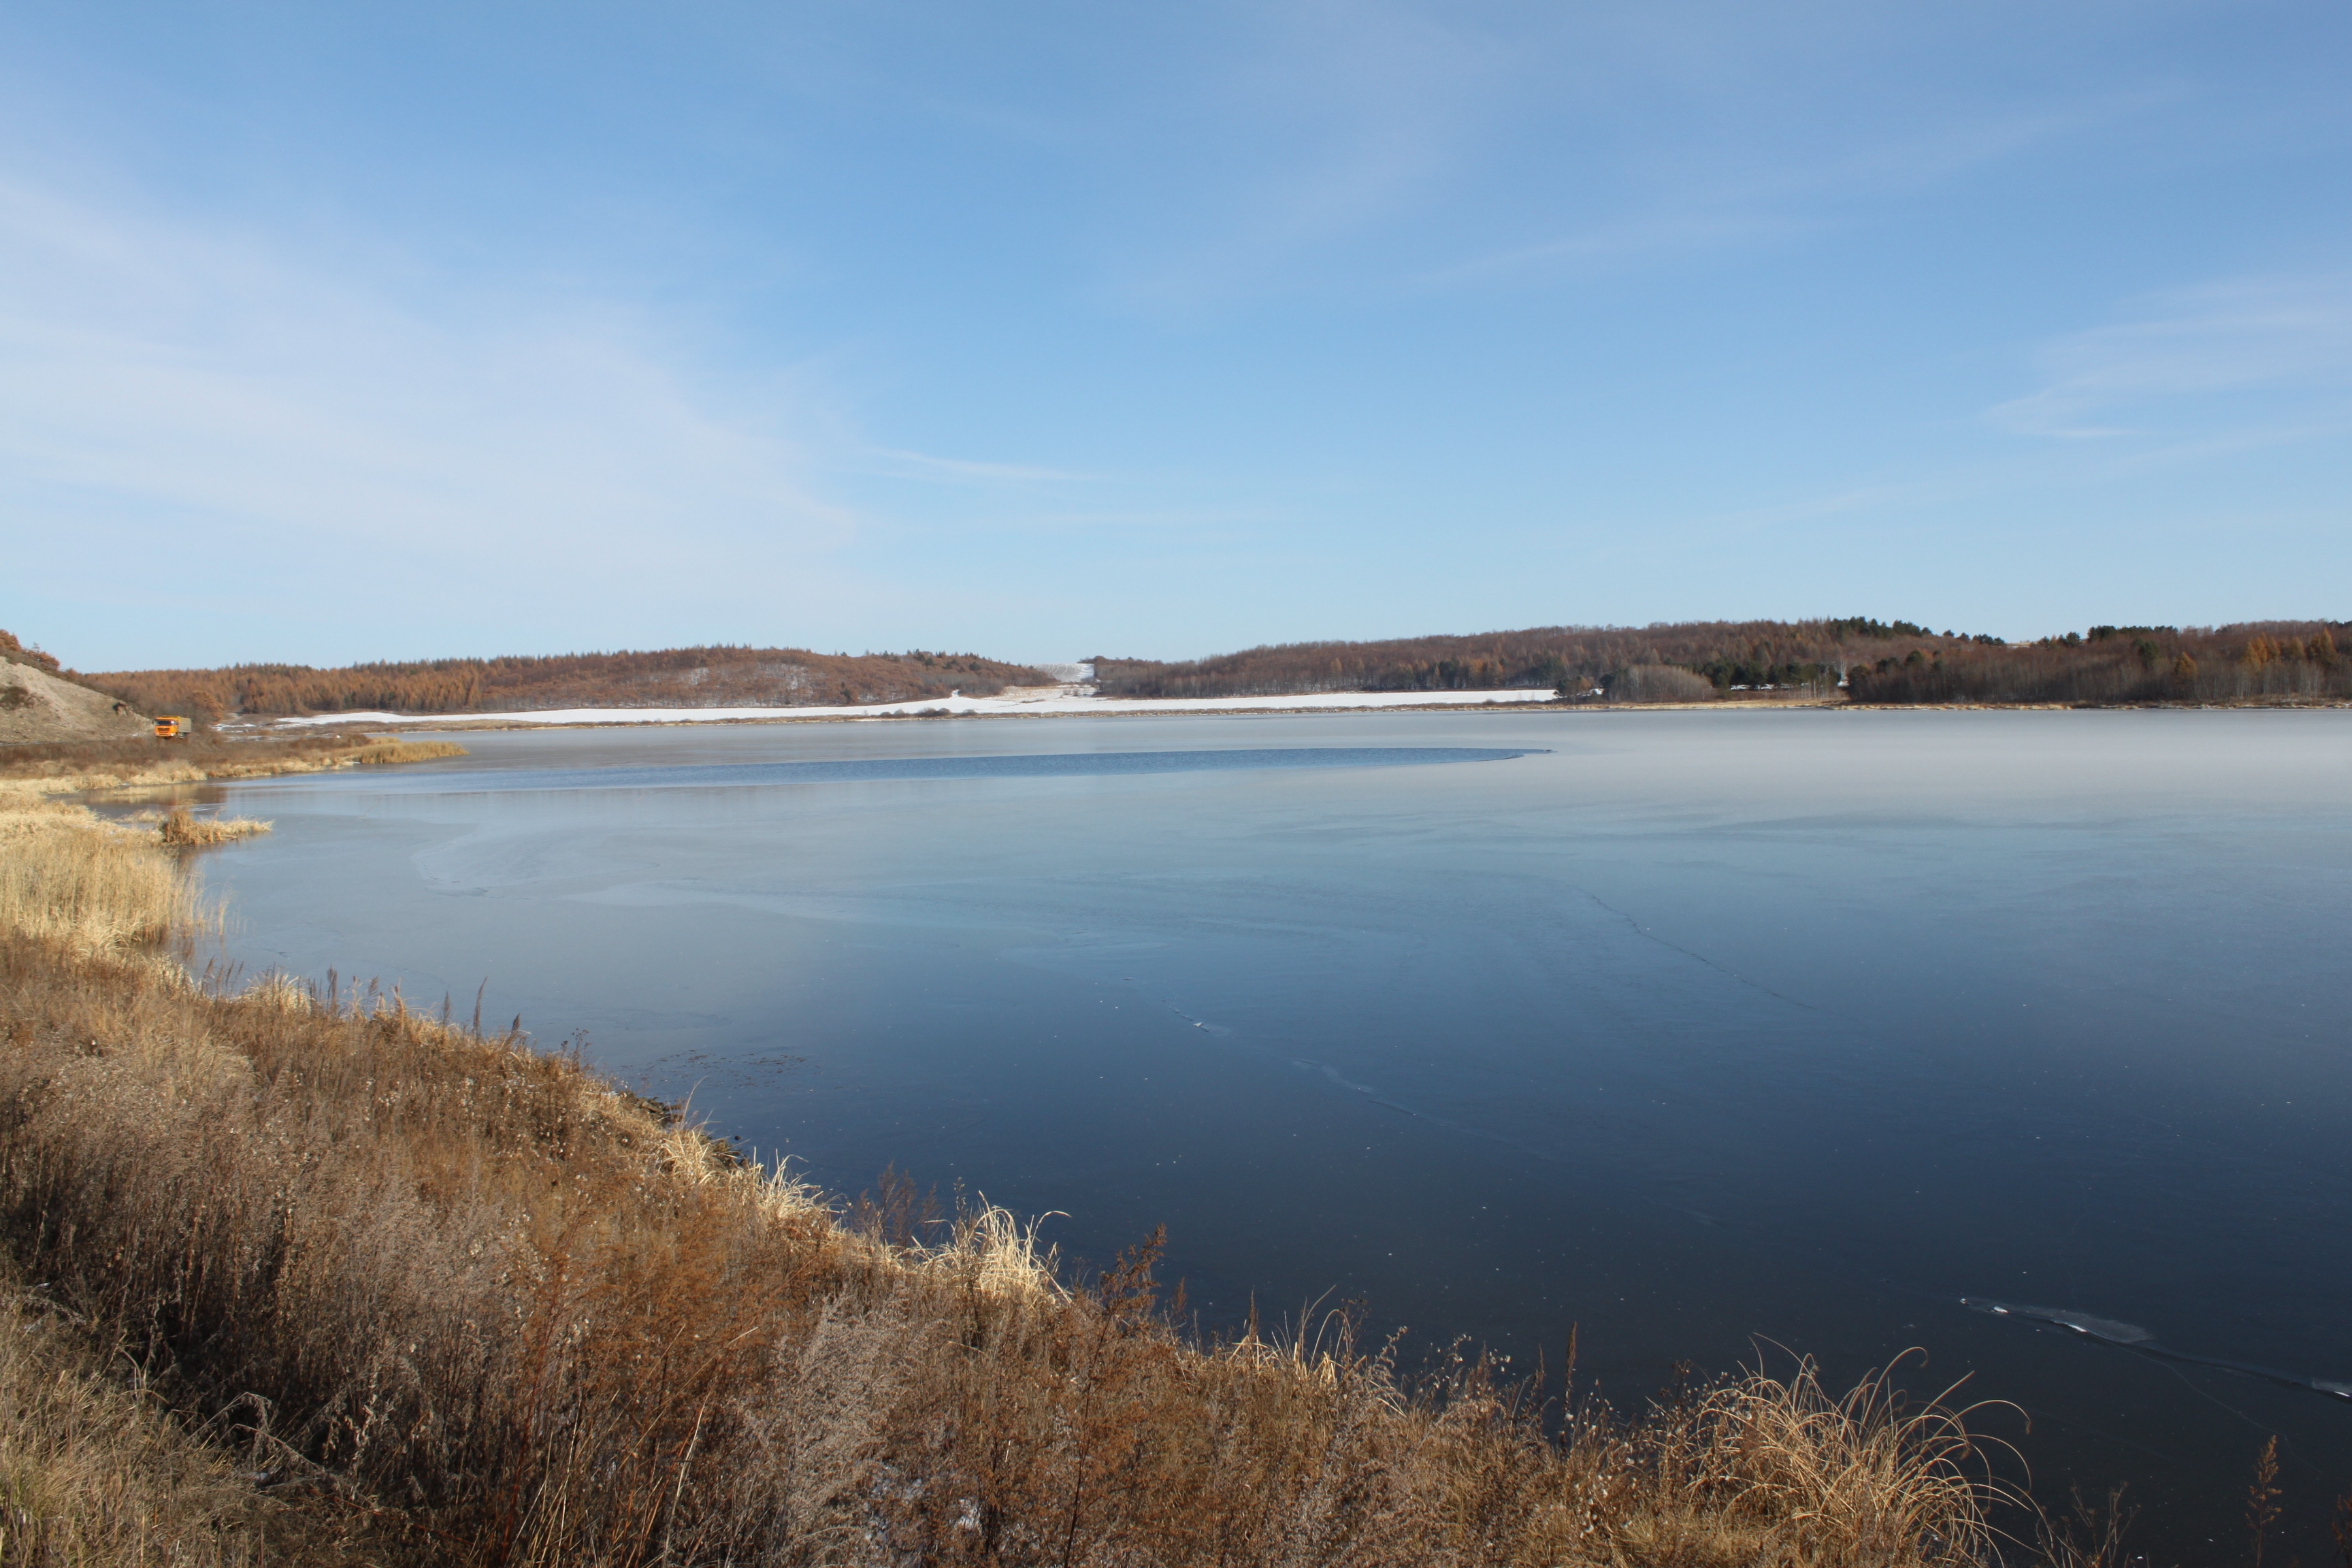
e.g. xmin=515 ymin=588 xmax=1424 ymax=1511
xmin=1094 ymin=618 xmax=2350 ymax=705
xmin=85 ymin=646 xmax=1051 ymax=723
xmin=62 ymin=617 xmax=2352 ymax=723
xmin=1092 ymin=619 xmax=1954 ymax=699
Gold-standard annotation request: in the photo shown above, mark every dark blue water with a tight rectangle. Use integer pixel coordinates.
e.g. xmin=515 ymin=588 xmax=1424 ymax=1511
xmin=192 ymin=710 xmax=2352 ymax=1556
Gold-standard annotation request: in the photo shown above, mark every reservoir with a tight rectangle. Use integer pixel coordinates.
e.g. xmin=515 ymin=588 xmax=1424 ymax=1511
xmin=195 ymin=708 xmax=2351 ymax=1554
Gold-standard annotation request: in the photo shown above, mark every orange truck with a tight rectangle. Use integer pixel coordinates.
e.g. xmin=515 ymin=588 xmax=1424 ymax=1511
xmin=152 ymin=715 xmax=189 ymax=739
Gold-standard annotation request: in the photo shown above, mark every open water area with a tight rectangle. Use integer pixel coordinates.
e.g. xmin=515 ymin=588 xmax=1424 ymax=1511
xmin=187 ymin=708 xmax=2351 ymax=1558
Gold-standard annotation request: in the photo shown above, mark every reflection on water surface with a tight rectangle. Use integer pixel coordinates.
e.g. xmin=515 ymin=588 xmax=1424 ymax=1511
xmin=342 ymin=745 xmax=1544 ymax=795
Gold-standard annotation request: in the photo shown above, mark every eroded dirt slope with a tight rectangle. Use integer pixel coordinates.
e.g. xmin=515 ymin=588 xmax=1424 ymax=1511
xmin=0 ymin=659 xmax=153 ymax=745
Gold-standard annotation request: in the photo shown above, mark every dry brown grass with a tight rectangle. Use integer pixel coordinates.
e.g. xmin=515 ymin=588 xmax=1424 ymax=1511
xmin=0 ymin=737 xmax=457 ymax=955
xmin=0 ymin=808 xmax=205 ymax=956
xmin=327 ymin=740 xmax=468 ymax=768
xmin=156 ymin=808 xmax=272 ymax=848
xmin=0 ymin=736 xmax=2038 ymax=1567
xmin=0 ymin=735 xmax=463 ymax=796
xmin=0 ymin=1263 xmax=389 ymax=1566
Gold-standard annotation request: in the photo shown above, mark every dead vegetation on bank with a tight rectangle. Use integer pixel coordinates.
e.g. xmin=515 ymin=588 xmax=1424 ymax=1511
xmin=0 ymin=807 xmax=210 ymax=955
xmin=0 ymin=736 xmax=458 ymax=958
xmin=0 ymin=740 xmax=2095 ymax=1567
xmin=0 ymin=1260 xmax=389 ymax=1566
xmin=154 ymin=806 xmax=273 ymax=848
xmin=0 ymin=734 xmax=466 ymax=796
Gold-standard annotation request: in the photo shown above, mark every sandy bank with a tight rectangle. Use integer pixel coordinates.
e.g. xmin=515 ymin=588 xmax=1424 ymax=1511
xmin=0 ymin=660 xmax=152 ymax=745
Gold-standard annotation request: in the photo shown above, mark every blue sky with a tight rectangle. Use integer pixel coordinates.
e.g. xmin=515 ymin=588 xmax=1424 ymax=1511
xmin=3 ymin=1 xmax=2347 ymax=669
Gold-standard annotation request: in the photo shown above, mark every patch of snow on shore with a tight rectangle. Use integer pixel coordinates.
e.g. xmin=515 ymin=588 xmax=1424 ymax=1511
xmin=255 ymin=687 xmax=1563 ymax=730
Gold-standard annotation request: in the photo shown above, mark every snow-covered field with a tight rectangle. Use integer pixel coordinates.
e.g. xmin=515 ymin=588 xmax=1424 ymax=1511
xmin=257 ymin=685 xmax=1565 ymax=730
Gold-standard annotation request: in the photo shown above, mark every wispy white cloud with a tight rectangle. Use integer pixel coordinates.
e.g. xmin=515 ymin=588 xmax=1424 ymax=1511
xmin=1693 ymin=478 xmax=1956 ymax=534
xmin=855 ymin=446 xmax=1090 ymax=485
xmin=1094 ymin=1 xmax=1518 ymax=312
xmin=1424 ymin=94 xmax=2162 ymax=288
xmin=1990 ymin=272 xmax=2352 ymax=438
xmin=1421 ymin=210 xmax=1808 ymax=287
xmin=0 ymin=174 xmax=857 ymax=617
xmin=1085 ymin=0 xmax=2181 ymax=308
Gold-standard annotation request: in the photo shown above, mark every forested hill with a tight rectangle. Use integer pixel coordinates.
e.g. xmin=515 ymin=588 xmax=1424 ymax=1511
xmin=84 ymin=647 xmax=1049 ymax=721
xmin=1092 ymin=619 xmax=1979 ymax=699
xmin=70 ymin=617 xmax=2352 ymax=720
xmin=1093 ymin=618 xmax=2350 ymax=705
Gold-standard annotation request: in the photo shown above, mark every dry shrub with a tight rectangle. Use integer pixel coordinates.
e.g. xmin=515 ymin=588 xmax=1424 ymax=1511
xmin=158 ymin=808 xmax=272 ymax=848
xmin=0 ymin=736 xmax=452 ymax=953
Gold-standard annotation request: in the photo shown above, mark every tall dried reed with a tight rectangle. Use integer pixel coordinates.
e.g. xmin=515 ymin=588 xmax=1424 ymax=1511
xmin=0 ymin=810 xmax=203 ymax=954
xmin=0 ymin=736 xmax=455 ymax=954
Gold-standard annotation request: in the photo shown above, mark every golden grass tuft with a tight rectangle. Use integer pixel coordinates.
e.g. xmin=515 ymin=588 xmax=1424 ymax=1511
xmin=0 ymin=735 xmax=453 ymax=953
xmin=336 ymin=738 xmax=468 ymax=766
xmin=0 ymin=808 xmax=206 ymax=954
xmin=1663 ymin=1355 xmax=2012 ymax=1566
xmin=157 ymin=807 xmax=272 ymax=847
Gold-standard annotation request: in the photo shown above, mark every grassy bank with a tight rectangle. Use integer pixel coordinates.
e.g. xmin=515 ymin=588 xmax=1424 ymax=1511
xmin=0 ymin=736 xmax=462 ymax=956
xmin=0 ymin=1253 xmax=390 ymax=1565
xmin=0 ymin=742 xmax=2065 ymax=1566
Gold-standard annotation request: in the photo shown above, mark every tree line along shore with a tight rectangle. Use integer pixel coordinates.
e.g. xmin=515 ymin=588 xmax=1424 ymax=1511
xmin=19 ymin=617 xmax=2345 ymax=727
xmin=1090 ymin=618 xmax=2348 ymax=706
xmin=42 ymin=639 xmax=1050 ymax=727
xmin=0 ymin=732 xmax=2206 ymax=1566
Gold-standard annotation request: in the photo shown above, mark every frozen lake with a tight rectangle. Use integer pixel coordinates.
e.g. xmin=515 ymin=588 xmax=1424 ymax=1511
xmin=194 ymin=707 xmax=2352 ymax=1554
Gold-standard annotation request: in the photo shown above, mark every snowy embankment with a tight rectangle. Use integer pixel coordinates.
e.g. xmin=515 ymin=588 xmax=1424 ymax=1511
xmin=258 ymin=684 xmax=1564 ymax=730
